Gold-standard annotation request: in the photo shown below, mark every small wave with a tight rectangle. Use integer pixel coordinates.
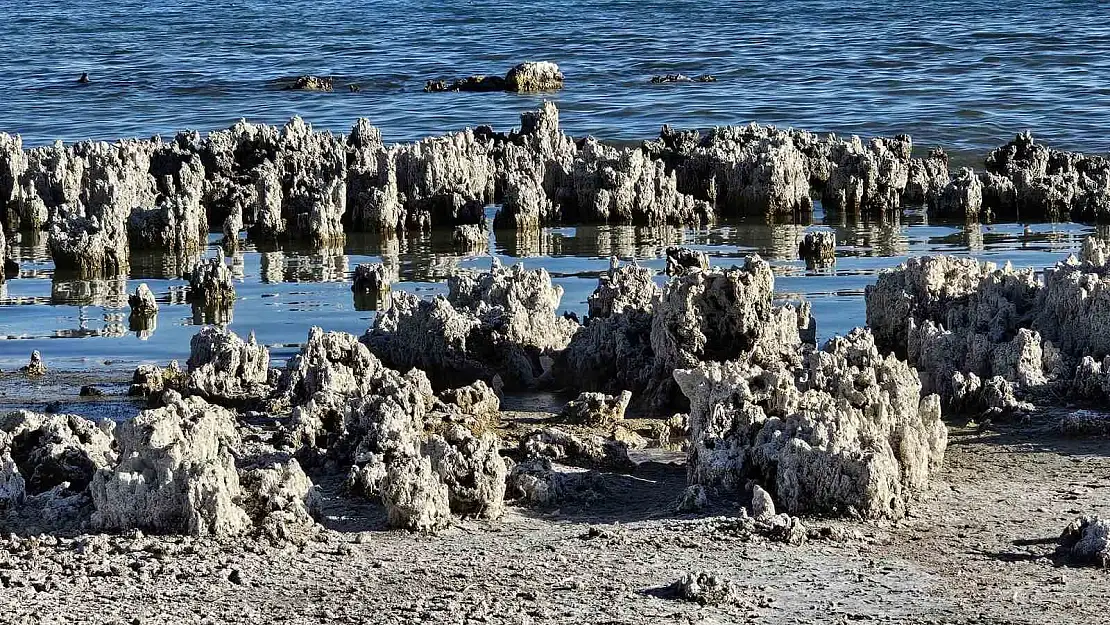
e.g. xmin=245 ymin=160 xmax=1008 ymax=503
xmin=955 ymin=109 xmax=987 ymax=119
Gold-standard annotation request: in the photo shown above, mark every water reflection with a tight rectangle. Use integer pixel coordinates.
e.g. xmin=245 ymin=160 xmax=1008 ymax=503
xmin=353 ymin=289 xmax=392 ymax=312
xmin=130 ymin=250 xmax=202 ymax=281
xmin=52 ymin=309 xmax=127 ymax=339
xmin=192 ymin=302 xmax=234 ymax=326
xmin=51 ymin=277 xmax=127 ymax=307
xmin=0 ymin=212 xmax=1100 ymax=370
xmin=129 ymin=312 xmax=157 ymax=340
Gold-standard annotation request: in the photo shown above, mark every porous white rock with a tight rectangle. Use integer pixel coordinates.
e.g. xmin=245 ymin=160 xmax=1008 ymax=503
xmin=560 ymin=255 xmax=813 ymax=409
xmin=556 ymin=262 xmax=659 ymax=397
xmin=20 ymin=350 xmax=47 ymax=376
xmin=1037 ymin=239 xmax=1110 ymax=360
xmin=128 ymin=145 xmax=208 ymax=251
xmin=677 ymin=328 xmax=946 ymax=519
xmin=128 ymin=361 xmax=182 ymax=398
xmin=432 ymin=380 xmax=502 ymax=432
xmin=381 ymin=455 xmax=452 ymax=533
xmin=185 ymin=253 xmax=236 ymax=304
xmin=750 ymin=484 xmax=776 ymax=519
xmin=128 ymin=283 xmax=159 ymax=316
xmin=0 ymin=432 xmax=23 ymax=505
xmin=651 ymin=256 xmax=811 ymax=374
xmin=559 ymin=391 xmax=632 ymax=427
xmin=665 ymin=246 xmax=710 ymax=276
xmin=366 ymin=260 xmax=578 ymax=390
xmin=239 ymin=458 xmax=320 ymax=541
xmin=670 ymin=572 xmax=740 ymax=606
xmin=865 ymin=240 xmax=1110 ymax=405
xmin=1058 ymin=515 xmax=1110 ymax=567
xmin=822 ymin=135 xmax=912 ymax=214
xmin=561 ymin=138 xmax=713 ymax=225
xmin=930 ymin=167 xmax=983 ymax=219
xmin=798 ymin=231 xmax=835 ymax=267
xmin=505 ymin=457 xmax=605 ymax=506
xmin=0 ymin=411 xmax=115 ymax=501
xmin=647 ymin=124 xmax=814 ymax=216
xmin=904 ymin=148 xmax=950 ymax=205
xmin=185 ymin=327 xmax=270 ymax=404
xmin=90 ymin=396 xmax=250 ymax=535
xmin=504 ymin=61 xmax=565 ymax=92
xmin=984 ymin=133 xmax=1110 ymax=221
xmin=279 ymin=328 xmax=431 ymax=460
xmin=352 ymin=262 xmax=390 ymax=294
xmin=425 ymin=424 xmax=506 ymax=519
xmin=519 ymin=427 xmax=633 ymax=471
xmin=275 ymin=117 xmax=347 ymax=244
xmin=452 ymin=223 xmax=488 ymax=254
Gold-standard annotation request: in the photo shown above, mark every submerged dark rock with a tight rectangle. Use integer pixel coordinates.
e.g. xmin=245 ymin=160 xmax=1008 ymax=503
xmin=286 ymin=76 xmax=334 ymax=92
xmin=426 ymin=62 xmax=564 ymax=93
xmin=425 ymin=76 xmax=507 ymax=93
xmin=650 ymin=74 xmax=717 ymax=84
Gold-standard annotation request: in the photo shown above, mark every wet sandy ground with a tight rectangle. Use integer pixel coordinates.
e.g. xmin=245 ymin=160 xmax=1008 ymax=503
xmin=1 ymin=400 xmax=1107 ymax=625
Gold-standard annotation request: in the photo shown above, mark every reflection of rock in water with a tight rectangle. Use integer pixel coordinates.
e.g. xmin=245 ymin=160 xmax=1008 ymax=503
xmin=229 ymin=249 xmax=246 ymax=281
xmin=51 ymin=309 xmax=128 ymax=339
xmin=570 ymin=225 xmax=688 ymax=260
xmin=51 ymin=277 xmax=127 ymax=307
xmin=129 ymin=311 xmax=157 ymax=340
xmin=255 ymin=243 xmax=349 ymax=283
xmin=963 ymin=223 xmax=984 ymax=252
xmin=192 ymin=302 xmax=233 ymax=326
xmin=260 ymin=251 xmax=284 ymax=284
xmin=494 ymin=227 xmax=563 ymax=258
xmin=423 ymin=255 xmax=464 ymax=282
xmin=129 ymin=249 xmax=202 ymax=280
xmin=835 ymin=216 xmax=908 ymax=258
xmin=283 ymin=249 xmax=348 ymax=283
xmin=353 ymin=290 xmax=392 ymax=312
xmin=167 ymin=286 xmax=189 ymax=307
xmin=763 ymin=223 xmax=807 ymax=261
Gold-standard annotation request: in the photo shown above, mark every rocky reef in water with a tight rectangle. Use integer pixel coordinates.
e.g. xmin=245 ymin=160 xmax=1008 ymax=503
xmin=6 ymin=102 xmax=1108 ymax=282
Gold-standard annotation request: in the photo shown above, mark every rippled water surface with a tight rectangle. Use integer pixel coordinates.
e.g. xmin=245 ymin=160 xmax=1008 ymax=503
xmin=0 ymin=210 xmax=1098 ymax=371
xmin=1 ymin=0 xmax=1108 ymax=373
xmin=1 ymin=0 xmax=1109 ymax=153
